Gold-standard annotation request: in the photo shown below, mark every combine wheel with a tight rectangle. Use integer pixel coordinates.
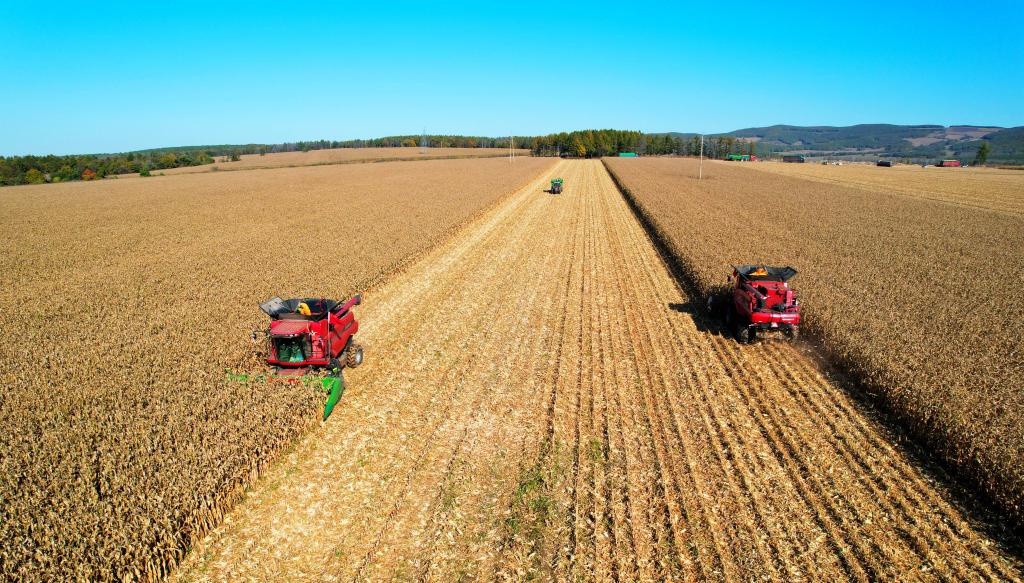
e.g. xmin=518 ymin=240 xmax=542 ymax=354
xmin=346 ymin=342 xmax=364 ymax=368
xmin=706 ymin=294 xmax=721 ymax=318
xmin=736 ymin=325 xmax=755 ymax=344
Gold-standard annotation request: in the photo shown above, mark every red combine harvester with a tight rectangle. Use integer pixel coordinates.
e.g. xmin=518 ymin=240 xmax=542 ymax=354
xmin=255 ymin=296 xmax=364 ymax=419
xmin=259 ymin=296 xmax=364 ymax=371
xmin=707 ymin=265 xmax=801 ymax=343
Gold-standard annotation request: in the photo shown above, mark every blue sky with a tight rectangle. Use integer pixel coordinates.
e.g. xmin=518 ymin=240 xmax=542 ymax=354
xmin=2 ymin=1 xmax=1022 ymax=155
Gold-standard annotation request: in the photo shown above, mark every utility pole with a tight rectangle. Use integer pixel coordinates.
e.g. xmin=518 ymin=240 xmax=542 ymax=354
xmin=699 ymin=134 xmax=704 ymax=180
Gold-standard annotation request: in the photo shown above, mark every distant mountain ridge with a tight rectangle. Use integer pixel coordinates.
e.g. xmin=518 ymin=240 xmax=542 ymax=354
xmin=668 ymin=124 xmax=1022 ymax=163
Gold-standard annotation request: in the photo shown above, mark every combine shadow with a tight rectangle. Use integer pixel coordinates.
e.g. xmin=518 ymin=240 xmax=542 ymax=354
xmin=667 ymin=300 xmax=725 ymax=337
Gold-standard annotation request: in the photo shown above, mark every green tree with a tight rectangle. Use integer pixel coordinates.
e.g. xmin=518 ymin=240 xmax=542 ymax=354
xmin=230 ymin=150 xmax=241 ymax=162
xmin=975 ymin=141 xmax=990 ymax=166
xmin=25 ymin=168 xmax=44 ymax=184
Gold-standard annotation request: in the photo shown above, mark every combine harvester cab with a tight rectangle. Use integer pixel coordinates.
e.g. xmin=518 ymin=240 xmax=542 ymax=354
xmin=707 ymin=265 xmax=801 ymax=343
xmin=257 ymin=295 xmax=364 ymax=419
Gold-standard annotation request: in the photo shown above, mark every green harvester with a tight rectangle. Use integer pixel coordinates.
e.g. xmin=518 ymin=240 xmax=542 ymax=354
xmin=550 ymin=178 xmax=564 ymax=194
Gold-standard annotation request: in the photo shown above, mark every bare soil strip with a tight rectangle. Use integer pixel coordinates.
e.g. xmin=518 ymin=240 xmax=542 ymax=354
xmin=175 ymin=160 xmax=1021 ymax=581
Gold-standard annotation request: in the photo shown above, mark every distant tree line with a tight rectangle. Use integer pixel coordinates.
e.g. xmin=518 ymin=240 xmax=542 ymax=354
xmin=0 ymin=150 xmax=216 ymax=186
xmin=529 ymin=130 xmax=762 ymax=159
xmin=530 ymin=130 xmax=644 ymax=157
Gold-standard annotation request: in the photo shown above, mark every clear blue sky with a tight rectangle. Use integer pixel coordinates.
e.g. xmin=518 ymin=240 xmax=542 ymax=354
xmin=2 ymin=1 xmax=1022 ymax=155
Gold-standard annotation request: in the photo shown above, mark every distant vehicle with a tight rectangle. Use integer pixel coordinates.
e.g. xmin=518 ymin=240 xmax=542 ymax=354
xmin=937 ymin=159 xmax=962 ymax=167
xmin=877 ymin=160 xmax=893 ymax=167
xmin=618 ymin=152 xmax=638 ymax=157
xmin=725 ymin=154 xmax=758 ymax=161
xmin=782 ymin=155 xmax=805 ymax=163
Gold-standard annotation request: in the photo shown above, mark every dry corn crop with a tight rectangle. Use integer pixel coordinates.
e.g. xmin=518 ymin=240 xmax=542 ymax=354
xmin=0 ymin=156 xmax=553 ymax=581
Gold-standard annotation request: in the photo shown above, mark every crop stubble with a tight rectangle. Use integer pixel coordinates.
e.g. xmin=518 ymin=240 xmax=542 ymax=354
xmin=0 ymin=156 xmax=554 ymax=581
xmin=176 ymin=160 xmax=1020 ymax=581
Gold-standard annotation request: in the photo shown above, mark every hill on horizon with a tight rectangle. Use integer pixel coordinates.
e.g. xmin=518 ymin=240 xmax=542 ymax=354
xmin=664 ymin=123 xmax=1021 ymax=163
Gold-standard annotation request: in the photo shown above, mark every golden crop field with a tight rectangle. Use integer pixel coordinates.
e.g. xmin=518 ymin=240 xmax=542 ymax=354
xmin=130 ymin=147 xmax=531 ymax=177
xmin=741 ymin=159 xmax=1024 ymax=215
xmin=0 ymin=156 xmax=553 ymax=581
xmin=174 ymin=160 xmax=1020 ymax=581
xmin=604 ymin=156 xmax=1024 ymax=527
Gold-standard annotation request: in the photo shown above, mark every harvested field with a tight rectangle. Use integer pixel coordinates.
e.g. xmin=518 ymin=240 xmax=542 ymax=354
xmin=176 ymin=160 xmax=1021 ymax=581
xmin=0 ymin=156 xmax=554 ymax=581
xmin=128 ymin=147 xmax=531 ymax=177
xmin=604 ymin=156 xmax=1024 ymax=528
xmin=742 ymin=159 xmax=1024 ymax=215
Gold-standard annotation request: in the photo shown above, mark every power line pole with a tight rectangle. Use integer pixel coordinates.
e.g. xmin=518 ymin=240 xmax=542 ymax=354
xmin=699 ymin=134 xmax=704 ymax=180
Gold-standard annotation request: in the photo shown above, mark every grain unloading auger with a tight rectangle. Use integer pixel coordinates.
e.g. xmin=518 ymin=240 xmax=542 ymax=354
xmin=254 ymin=295 xmax=365 ymax=420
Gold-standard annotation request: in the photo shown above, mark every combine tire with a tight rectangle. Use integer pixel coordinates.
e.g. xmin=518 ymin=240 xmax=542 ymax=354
xmin=346 ymin=342 xmax=364 ymax=368
xmin=736 ymin=325 xmax=755 ymax=344
xmin=706 ymin=294 xmax=721 ymax=318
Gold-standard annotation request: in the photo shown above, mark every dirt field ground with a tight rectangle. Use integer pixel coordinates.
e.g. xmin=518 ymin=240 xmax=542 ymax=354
xmin=175 ymin=160 xmax=1021 ymax=581
xmin=125 ymin=147 xmax=530 ymax=177
xmin=740 ymin=160 xmax=1024 ymax=215
xmin=0 ymin=156 xmax=553 ymax=581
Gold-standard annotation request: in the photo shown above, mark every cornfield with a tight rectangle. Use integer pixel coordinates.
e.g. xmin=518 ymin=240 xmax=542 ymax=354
xmin=173 ymin=159 xmax=1021 ymax=581
xmin=136 ymin=147 xmax=531 ymax=177
xmin=0 ymin=156 xmax=553 ymax=581
xmin=746 ymin=160 xmax=1024 ymax=215
xmin=603 ymin=156 xmax=1024 ymax=526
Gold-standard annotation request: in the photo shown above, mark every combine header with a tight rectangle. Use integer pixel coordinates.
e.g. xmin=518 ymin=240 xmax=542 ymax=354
xmin=707 ymin=265 xmax=801 ymax=343
xmin=255 ymin=295 xmax=365 ymax=419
